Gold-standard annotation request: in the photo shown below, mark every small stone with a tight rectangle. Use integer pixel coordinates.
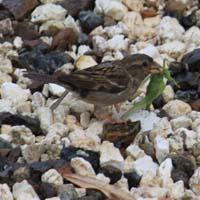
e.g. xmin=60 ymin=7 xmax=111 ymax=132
xmin=131 ymin=186 xmax=168 ymax=199
xmin=12 ymin=125 xmax=35 ymax=145
xmin=192 ymin=118 xmax=200 ymax=133
xmin=100 ymin=141 xmax=124 ymax=171
xmin=48 ymin=123 xmax=69 ymax=138
xmin=133 ymin=155 xmax=158 ymax=176
xmin=104 ymin=22 xmax=128 ymax=38
xmin=71 ymin=157 xmax=95 ymax=176
xmin=139 ymin=44 xmax=160 ymax=59
xmin=99 ymin=34 xmax=129 ymax=52
xmin=64 ymin=15 xmax=80 ymax=35
xmin=162 ymin=100 xmax=192 ymax=118
xmin=48 ymin=84 xmax=65 ymax=96
xmin=0 ymin=71 xmax=12 ymax=84
xmin=158 ymin=40 xmax=186 ymax=59
xmin=95 ymin=0 xmax=128 ymax=20
xmin=80 ymin=112 xmax=90 ymax=128
xmin=13 ymin=36 xmax=23 ymax=49
xmin=126 ymin=144 xmax=145 ymax=160
xmin=154 ymin=135 xmax=169 ymax=163
xmin=75 ymin=55 xmax=97 ymax=70
xmin=45 ymin=197 xmax=61 ymax=200
xmin=183 ymin=26 xmax=200 ymax=46
xmin=13 ymin=180 xmax=40 ymax=200
xmin=122 ymin=0 xmax=143 ymax=12
xmin=79 ymin=11 xmax=104 ymax=33
xmin=1 ymin=82 xmax=30 ymax=105
xmin=189 ymin=111 xmax=200 ymax=121
xmin=57 ymin=184 xmax=78 ymax=200
xmin=31 ymin=92 xmax=45 ymax=110
xmin=86 ymin=120 xmax=104 ymax=136
xmin=168 ymin=134 xmax=184 ymax=152
xmin=22 ymin=144 xmax=44 ymax=164
xmin=31 ymin=3 xmax=67 ymax=23
xmin=144 ymin=15 xmax=161 ymax=27
xmin=0 ymin=55 xmax=13 ymax=73
xmin=69 ymin=129 xmax=100 ymax=151
xmin=41 ymin=169 xmax=63 ymax=186
xmin=0 ymin=18 xmax=13 ymax=35
xmin=36 ymin=107 xmax=53 ymax=133
xmin=16 ymin=102 xmax=32 ymax=114
xmin=176 ymin=128 xmax=198 ymax=150
xmin=189 ymin=167 xmax=200 ymax=195
xmin=158 ymin=158 xmax=173 ymax=187
xmin=0 ymin=99 xmax=15 ymax=113
xmin=170 ymin=116 xmax=192 ymax=130
xmin=0 ymin=184 xmax=13 ymax=200
xmin=129 ymin=110 xmax=160 ymax=132
xmin=162 ymin=85 xmax=174 ymax=103
xmin=192 ymin=143 xmax=200 ymax=157
xmin=156 ymin=16 xmax=185 ymax=41
xmin=170 ymin=180 xmax=185 ymax=199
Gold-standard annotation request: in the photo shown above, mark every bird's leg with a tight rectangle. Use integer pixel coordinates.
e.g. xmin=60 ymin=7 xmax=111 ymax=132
xmin=50 ymin=89 xmax=69 ymax=110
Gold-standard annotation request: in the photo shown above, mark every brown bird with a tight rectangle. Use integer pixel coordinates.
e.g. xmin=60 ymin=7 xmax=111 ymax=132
xmin=24 ymin=54 xmax=162 ymax=111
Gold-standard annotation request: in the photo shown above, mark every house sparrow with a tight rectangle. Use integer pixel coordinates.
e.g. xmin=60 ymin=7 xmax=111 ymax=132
xmin=24 ymin=54 xmax=162 ymax=110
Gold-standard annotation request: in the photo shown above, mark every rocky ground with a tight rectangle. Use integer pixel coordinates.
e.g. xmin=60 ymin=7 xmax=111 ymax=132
xmin=0 ymin=0 xmax=200 ymax=199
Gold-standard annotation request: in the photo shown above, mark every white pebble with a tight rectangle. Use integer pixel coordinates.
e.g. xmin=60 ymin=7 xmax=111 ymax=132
xmin=100 ymin=141 xmax=124 ymax=171
xmin=1 ymin=82 xmax=30 ymax=105
xmin=156 ymin=16 xmax=185 ymax=41
xmin=41 ymin=169 xmax=63 ymax=186
xmin=133 ymin=155 xmax=158 ymax=176
xmin=48 ymin=84 xmax=65 ymax=97
xmin=71 ymin=157 xmax=96 ymax=176
xmin=31 ymin=3 xmax=67 ymax=23
xmin=13 ymin=180 xmax=40 ymax=200
xmin=0 ymin=184 xmax=13 ymax=200
xmin=162 ymin=100 xmax=192 ymax=118
xmin=154 ymin=135 xmax=169 ymax=163
xmin=189 ymin=167 xmax=200 ymax=195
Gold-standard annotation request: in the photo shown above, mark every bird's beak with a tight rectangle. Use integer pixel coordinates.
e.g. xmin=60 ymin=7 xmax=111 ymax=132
xmin=150 ymin=62 xmax=163 ymax=74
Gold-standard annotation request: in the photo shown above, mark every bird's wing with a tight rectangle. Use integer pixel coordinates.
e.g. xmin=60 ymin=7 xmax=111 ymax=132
xmin=57 ymin=62 xmax=130 ymax=94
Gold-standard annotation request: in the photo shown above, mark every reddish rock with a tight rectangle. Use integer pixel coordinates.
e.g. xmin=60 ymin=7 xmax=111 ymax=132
xmin=51 ymin=28 xmax=78 ymax=51
xmin=1 ymin=0 xmax=39 ymax=20
xmin=60 ymin=0 xmax=94 ymax=17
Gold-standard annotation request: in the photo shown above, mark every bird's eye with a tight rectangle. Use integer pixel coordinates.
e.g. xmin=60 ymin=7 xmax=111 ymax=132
xmin=143 ymin=61 xmax=148 ymax=66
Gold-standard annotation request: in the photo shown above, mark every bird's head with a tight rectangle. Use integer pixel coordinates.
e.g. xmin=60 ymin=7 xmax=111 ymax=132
xmin=125 ymin=54 xmax=163 ymax=76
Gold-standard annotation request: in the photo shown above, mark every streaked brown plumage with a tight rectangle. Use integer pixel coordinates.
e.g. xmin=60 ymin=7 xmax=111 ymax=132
xmin=24 ymin=54 xmax=162 ymax=110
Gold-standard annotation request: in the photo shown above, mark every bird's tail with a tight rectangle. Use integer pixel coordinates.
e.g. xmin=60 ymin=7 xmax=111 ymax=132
xmin=24 ymin=72 xmax=57 ymax=84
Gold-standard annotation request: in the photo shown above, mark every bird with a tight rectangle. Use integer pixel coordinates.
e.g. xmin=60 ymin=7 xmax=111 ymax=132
xmin=24 ymin=54 xmax=162 ymax=112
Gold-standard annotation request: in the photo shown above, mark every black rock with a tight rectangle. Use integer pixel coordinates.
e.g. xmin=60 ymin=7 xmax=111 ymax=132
xmin=58 ymin=184 xmax=78 ymax=200
xmin=7 ymin=147 xmax=21 ymax=163
xmin=30 ymin=159 xmax=67 ymax=174
xmin=181 ymin=48 xmax=200 ymax=72
xmin=0 ymin=112 xmax=42 ymax=136
xmin=0 ymin=138 xmax=12 ymax=149
xmin=171 ymin=168 xmax=190 ymax=187
xmin=99 ymin=165 xmax=122 ymax=184
xmin=85 ymin=189 xmax=106 ymax=200
xmin=175 ymin=90 xmax=199 ymax=103
xmin=61 ymin=147 xmax=100 ymax=172
xmin=124 ymin=171 xmax=142 ymax=189
xmin=181 ymin=12 xmax=196 ymax=29
xmin=152 ymin=94 xmax=165 ymax=109
xmin=168 ymin=153 xmax=195 ymax=186
xmin=37 ymin=182 xmax=57 ymax=199
xmin=79 ymin=11 xmax=104 ymax=33
xmin=18 ymin=49 xmax=73 ymax=74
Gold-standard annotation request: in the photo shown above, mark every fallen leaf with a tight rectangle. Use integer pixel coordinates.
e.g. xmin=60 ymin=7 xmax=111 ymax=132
xmin=58 ymin=165 xmax=135 ymax=200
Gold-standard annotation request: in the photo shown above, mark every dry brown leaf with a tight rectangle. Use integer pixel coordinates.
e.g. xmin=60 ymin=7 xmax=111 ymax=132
xmin=58 ymin=165 xmax=135 ymax=200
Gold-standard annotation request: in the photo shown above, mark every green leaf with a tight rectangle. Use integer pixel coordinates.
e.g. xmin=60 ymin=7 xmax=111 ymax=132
xmin=121 ymin=74 xmax=165 ymax=119
xmin=121 ymin=59 xmax=177 ymax=120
